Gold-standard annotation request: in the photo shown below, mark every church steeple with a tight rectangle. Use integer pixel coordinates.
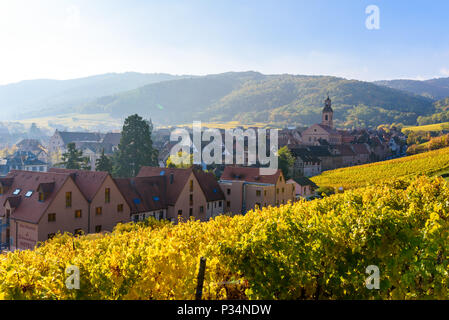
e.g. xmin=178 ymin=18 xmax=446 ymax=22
xmin=322 ymin=96 xmax=333 ymax=128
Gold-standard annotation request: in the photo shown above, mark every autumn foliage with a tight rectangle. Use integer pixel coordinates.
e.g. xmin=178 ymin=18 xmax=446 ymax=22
xmin=1 ymin=176 xmax=449 ymax=299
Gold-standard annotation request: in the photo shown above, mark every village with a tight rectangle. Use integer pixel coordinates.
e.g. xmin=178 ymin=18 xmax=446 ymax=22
xmin=0 ymin=97 xmax=408 ymax=251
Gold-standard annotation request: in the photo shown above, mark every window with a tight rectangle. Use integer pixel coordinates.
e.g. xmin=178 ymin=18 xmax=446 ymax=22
xmin=199 ymin=206 xmax=204 ymax=213
xmin=75 ymin=210 xmax=82 ymax=218
xmin=282 ymin=187 xmax=285 ymax=193
xmin=264 ymin=190 xmax=267 ymax=196
xmin=13 ymin=189 xmax=20 ymax=195
xmin=178 ymin=210 xmax=182 ymax=216
xmin=276 ymin=188 xmax=279 ymax=194
xmin=219 ymin=201 xmax=222 ymax=207
xmin=66 ymin=192 xmax=72 ymax=208
xmin=325 ymin=115 xmax=328 ymax=120
xmin=117 ymin=204 xmax=124 ymax=213
xmin=227 ymin=201 xmax=230 ymax=208
xmin=6 ymin=209 xmax=11 ymax=219
xmin=96 ymin=207 xmax=102 ymax=215
xmin=38 ymin=192 xmax=45 ymax=202
xmin=189 ymin=194 xmax=193 ymax=206
xmin=25 ymin=191 xmax=33 ymax=197
xmin=189 ymin=208 xmax=193 ymax=216
xmin=227 ymin=188 xmax=231 ymax=195
xmin=256 ymin=190 xmax=261 ymax=197
xmin=105 ymin=188 xmax=110 ymax=203
xmin=95 ymin=225 xmax=102 ymax=233
xmin=48 ymin=233 xmax=55 ymax=240
xmin=74 ymin=228 xmax=83 ymax=236
xmin=207 ymin=203 xmax=210 ymax=209
xmin=189 ymin=180 xmax=193 ymax=192
xmin=48 ymin=213 xmax=56 ymax=222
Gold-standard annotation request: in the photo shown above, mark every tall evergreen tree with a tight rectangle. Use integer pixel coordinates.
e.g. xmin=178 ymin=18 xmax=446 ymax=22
xmin=95 ymin=148 xmax=113 ymax=173
xmin=278 ymin=146 xmax=295 ymax=180
xmin=113 ymin=114 xmax=158 ymax=177
xmin=59 ymin=142 xmax=91 ymax=170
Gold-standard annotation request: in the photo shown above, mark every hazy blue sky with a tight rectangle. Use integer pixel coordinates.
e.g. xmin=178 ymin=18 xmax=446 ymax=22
xmin=0 ymin=0 xmax=448 ymax=84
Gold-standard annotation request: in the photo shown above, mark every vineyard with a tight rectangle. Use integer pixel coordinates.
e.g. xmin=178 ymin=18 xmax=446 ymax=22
xmin=1 ymin=176 xmax=449 ymax=299
xmin=403 ymin=122 xmax=449 ymax=133
xmin=311 ymin=146 xmax=449 ymax=190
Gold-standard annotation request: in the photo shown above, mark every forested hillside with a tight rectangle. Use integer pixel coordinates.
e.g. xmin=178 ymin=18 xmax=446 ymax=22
xmin=76 ymin=72 xmax=433 ymax=128
xmin=375 ymin=78 xmax=449 ymax=100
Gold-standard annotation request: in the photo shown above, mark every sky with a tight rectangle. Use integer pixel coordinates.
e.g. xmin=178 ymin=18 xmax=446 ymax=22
xmin=0 ymin=0 xmax=448 ymax=85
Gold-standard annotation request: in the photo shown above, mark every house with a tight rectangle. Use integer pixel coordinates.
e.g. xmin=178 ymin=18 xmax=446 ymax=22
xmin=290 ymin=148 xmax=322 ymax=177
xmin=352 ymin=143 xmax=371 ymax=165
xmin=15 ymin=139 xmax=48 ymax=163
xmin=115 ymin=176 xmax=168 ymax=223
xmin=219 ymin=166 xmax=295 ymax=215
xmin=4 ymin=151 xmax=49 ymax=174
xmin=0 ymin=171 xmax=90 ymax=251
xmin=48 ymin=130 xmax=104 ymax=154
xmin=137 ymin=167 xmax=225 ymax=222
xmin=331 ymin=145 xmax=356 ymax=167
xmin=48 ymin=168 xmax=131 ymax=233
xmin=48 ymin=130 xmax=121 ymax=170
xmin=306 ymin=146 xmax=335 ymax=171
xmin=287 ymin=176 xmax=318 ymax=199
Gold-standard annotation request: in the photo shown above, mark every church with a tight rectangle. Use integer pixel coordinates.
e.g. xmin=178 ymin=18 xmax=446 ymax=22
xmin=301 ymin=96 xmax=343 ymax=145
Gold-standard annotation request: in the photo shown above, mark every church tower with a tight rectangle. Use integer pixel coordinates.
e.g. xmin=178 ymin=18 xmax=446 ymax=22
xmin=321 ymin=96 xmax=333 ymax=128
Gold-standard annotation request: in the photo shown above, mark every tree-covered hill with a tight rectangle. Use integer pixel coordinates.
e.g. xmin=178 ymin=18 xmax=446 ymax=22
xmin=0 ymin=72 xmax=189 ymax=120
xmin=374 ymin=77 xmax=449 ymax=100
xmin=77 ymin=72 xmax=434 ymax=128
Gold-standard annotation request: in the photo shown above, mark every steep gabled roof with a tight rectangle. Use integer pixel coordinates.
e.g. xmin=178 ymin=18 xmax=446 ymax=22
xmin=306 ymin=146 xmax=332 ymax=157
xmin=0 ymin=170 xmax=73 ymax=224
xmin=137 ymin=167 xmax=225 ymax=205
xmin=333 ymin=145 xmax=356 ymax=157
xmin=316 ymin=124 xmax=339 ymax=135
xmin=102 ymin=133 xmax=121 ymax=146
xmin=137 ymin=167 xmax=193 ymax=206
xmin=48 ymin=168 xmax=109 ymax=201
xmin=352 ymin=143 xmax=371 ymax=155
xmin=58 ymin=132 xmax=103 ymax=144
xmin=220 ymin=166 xmax=281 ymax=185
xmin=290 ymin=148 xmax=321 ymax=163
xmin=115 ymin=176 xmax=166 ymax=214
xmin=289 ymin=177 xmax=318 ymax=188
xmin=193 ymin=170 xmax=225 ymax=202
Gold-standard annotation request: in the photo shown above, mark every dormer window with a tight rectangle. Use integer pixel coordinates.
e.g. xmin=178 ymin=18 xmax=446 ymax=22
xmin=25 ymin=191 xmax=33 ymax=197
xmin=13 ymin=189 xmax=21 ymax=195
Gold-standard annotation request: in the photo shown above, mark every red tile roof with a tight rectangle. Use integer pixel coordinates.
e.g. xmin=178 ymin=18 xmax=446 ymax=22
xmin=333 ymin=145 xmax=355 ymax=157
xmin=137 ymin=167 xmax=193 ymax=206
xmin=115 ymin=176 xmax=166 ymax=214
xmin=352 ymin=143 xmax=371 ymax=155
xmin=48 ymin=168 xmax=109 ymax=201
xmin=220 ymin=166 xmax=281 ymax=185
xmin=193 ymin=170 xmax=225 ymax=202
xmin=137 ymin=167 xmax=225 ymax=204
xmin=0 ymin=170 xmax=73 ymax=224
